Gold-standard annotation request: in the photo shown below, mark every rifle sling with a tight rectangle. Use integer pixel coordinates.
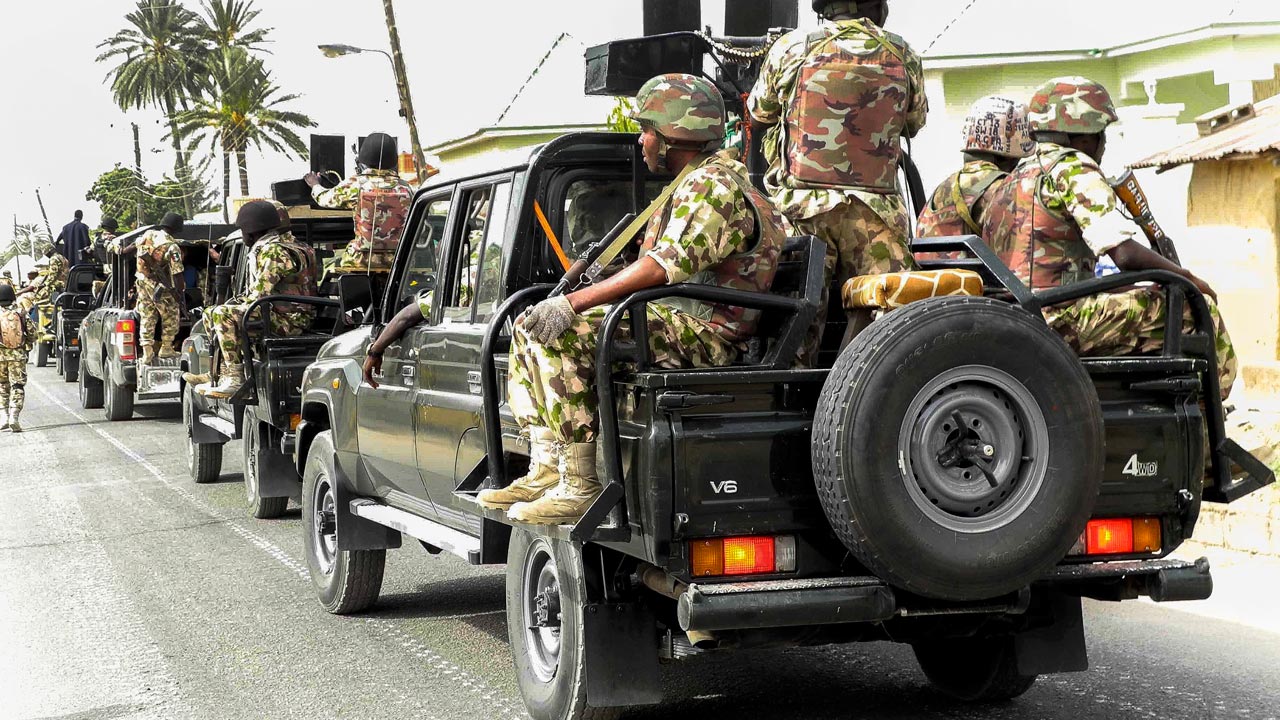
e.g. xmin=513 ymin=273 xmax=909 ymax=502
xmin=583 ymin=163 xmax=696 ymax=282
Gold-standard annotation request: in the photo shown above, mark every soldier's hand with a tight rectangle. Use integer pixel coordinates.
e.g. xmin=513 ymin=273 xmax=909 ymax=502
xmin=522 ymin=295 xmax=576 ymax=344
xmin=1189 ymin=274 xmax=1218 ymax=302
xmin=303 ymin=172 xmax=321 ymax=188
xmin=362 ymin=352 xmax=382 ymax=389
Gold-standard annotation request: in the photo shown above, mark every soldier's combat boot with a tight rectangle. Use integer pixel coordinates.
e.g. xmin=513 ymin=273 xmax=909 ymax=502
xmin=508 ymin=442 xmax=601 ymax=525
xmin=477 ymin=428 xmax=560 ymax=510
xmin=158 ymin=346 xmax=179 ymax=360
xmin=0 ymin=411 xmax=9 ymax=432
xmin=7 ymin=412 xmax=20 ymax=433
xmin=141 ymin=344 xmax=157 ymax=366
xmin=182 ymin=371 xmax=211 ymax=386
xmin=198 ymin=364 xmax=243 ymax=399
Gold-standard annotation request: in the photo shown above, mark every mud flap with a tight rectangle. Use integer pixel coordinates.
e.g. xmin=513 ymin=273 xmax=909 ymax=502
xmin=584 ymin=602 xmax=662 ymax=707
xmin=333 ymin=460 xmax=402 ymax=552
xmin=1015 ymin=592 xmax=1088 ymax=676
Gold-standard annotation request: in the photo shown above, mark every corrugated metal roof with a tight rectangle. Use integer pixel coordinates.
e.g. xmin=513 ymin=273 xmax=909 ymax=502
xmin=1130 ymin=95 xmax=1280 ymax=169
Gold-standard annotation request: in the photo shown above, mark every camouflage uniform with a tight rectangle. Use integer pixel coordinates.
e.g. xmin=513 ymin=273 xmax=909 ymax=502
xmin=0 ymin=273 xmax=14 ymax=289
xmin=32 ymin=253 xmax=68 ymax=304
xmin=0 ymin=303 xmax=36 ymax=427
xmin=917 ymin=159 xmax=1007 ymax=239
xmin=312 ymin=168 xmax=413 ymax=271
xmin=748 ymin=17 xmax=928 ymax=364
xmin=983 ymin=78 xmax=1236 ymax=397
xmin=206 ymin=230 xmax=318 ymax=366
xmin=507 ymin=151 xmax=791 ymax=444
xmin=133 ymin=228 xmax=184 ymax=352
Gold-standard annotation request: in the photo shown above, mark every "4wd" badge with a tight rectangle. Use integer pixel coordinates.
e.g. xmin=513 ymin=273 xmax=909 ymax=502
xmin=1122 ymin=454 xmax=1159 ymax=478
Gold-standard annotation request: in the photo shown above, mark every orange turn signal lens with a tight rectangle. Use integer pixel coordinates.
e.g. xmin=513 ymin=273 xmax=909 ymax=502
xmin=689 ymin=536 xmax=794 ymax=577
xmin=1132 ymin=517 xmax=1162 ymax=553
xmin=289 ymin=413 xmax=302 ymax=431
xmin=690 ymin=539 xmax=724 ymax=577
xmin=116 ymin=319 xmax=135 ymax=333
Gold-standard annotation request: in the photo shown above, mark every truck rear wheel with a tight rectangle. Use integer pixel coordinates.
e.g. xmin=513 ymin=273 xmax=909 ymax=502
xmin=507 ymin=529 xmax=621 ymax=720
xmin=62 ymin=351 xmax=77 ymax=383
xmin=184 ymin=388 xmax=223 ymax=484
xmin=812 ymin=296 xmax=1104 ymax=601
xmin=78 ymin=355 xmax=103 ymax=409
xmin=302 ymin=430 xmax=384 ymax=614
xmin=244 ymin=420 xmax=288 ymax=519
xmin=913 ymin=636 xmax=1038 ymax=702
xmin=55 ymin=346 xmax=64 ymax=376
xmin=35 ymin=341 xmax=49 ymax=368
xmin=104 ymin=372 xmax=134 ymax=421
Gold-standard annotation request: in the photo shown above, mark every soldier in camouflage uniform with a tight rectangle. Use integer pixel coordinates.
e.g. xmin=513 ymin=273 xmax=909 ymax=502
xmin=0 ymin=271 xmax=14 ymax=289
xmin=195 ymin=201 xmax=318 ymax=398
xmin=917 ymin=96 xmax=1034 ymax=239
xmin=305 ymin=132 xmax=413 ymax=272
xmin=983 ymin=77 xmax=1236 ymax=398
xmin=122 ymin=213 xmax=186 ymax=364
xmin=0 ymin=284 xmax=36 ymax=432
xmin=748 ymin=0 xmax=927 ymax=365
xmin=485 ymin=74 xmax=792 ymax=526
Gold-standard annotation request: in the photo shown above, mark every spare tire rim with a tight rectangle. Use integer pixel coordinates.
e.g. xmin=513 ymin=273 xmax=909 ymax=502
xmin=898 ymin=365 xmax=1049 ymax=534
xmin=522 ymin=541 xmax=562 ymax=683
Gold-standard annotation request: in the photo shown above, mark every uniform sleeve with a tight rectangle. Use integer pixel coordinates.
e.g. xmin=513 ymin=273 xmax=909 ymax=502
xmin=245 ymin=245 xmax=297 ymax=302
xmin=645 ymin=168 xmax=750 ymax=284
xmin=747 ymin=32 xmax=800 ymax=125
xmin=1051 ymin=158 xmax=1133 ymax=257
xmin=903 ymin=44 xmax=929 ymax=138
xmin=311 ymin=174 xmax=362 ymax=210
xmin=164 ymin=243 xmax=184 ymax=276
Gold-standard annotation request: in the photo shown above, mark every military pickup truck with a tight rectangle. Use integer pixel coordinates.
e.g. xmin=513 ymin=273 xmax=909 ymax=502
xmin=77 ymin=223 xmax=228 ymax=420
xmin=180 ymin=208 xmax=355 ymax=517
xmin=288 ymin=127 xmax=1273 ymax=720
xmin=53 ymin=262 xmax=106 ymax=382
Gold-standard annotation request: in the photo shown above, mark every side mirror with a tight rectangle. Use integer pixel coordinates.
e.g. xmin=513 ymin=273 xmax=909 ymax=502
xmin=338 ymin=274 xmax=373 ymax=318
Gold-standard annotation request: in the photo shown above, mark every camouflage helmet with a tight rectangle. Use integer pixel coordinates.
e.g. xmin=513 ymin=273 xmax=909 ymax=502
xmin=963 ymin=96 xmax=1035 ymax=159
xmin=631 ymin=73 xmax=726 ymax=148
xmin=1028 ymin=77 xmax=1118 ymax=135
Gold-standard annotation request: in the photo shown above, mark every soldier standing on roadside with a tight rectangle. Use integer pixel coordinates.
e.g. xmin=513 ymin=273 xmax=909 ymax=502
xmin=304 ymin=132 xmax=413 ymax=272
xmin=122 ymin=212 xmax=186 ymax=365
xmin=917 ymin=96 xmax=1034 ymax=239
xmin=192 ymin=201 xmax=318 ymax=399
xmin=485 ymin=74 xmax=791 ymax=525
xmin=0 ymin=284 xmax=36 ymax=432
xmin=982 ymin=77 xmax=1236 ymax=397
xmin=747 ymin=0 xmax=928 ymax=365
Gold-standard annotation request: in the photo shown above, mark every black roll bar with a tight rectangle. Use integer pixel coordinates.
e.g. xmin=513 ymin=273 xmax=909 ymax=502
xmin=237 ymin=295 xmax=341 ymax=373
xmin=479 ymin=285 xmax=553 ymax=489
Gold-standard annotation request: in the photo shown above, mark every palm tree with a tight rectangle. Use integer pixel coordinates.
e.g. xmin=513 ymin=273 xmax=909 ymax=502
xmin=3 ymin=224 xmax=51 ymax=274
xmin=173 ymin=48 xmax=315 ymax=218
xmin=97 ymin=0 xmax=205 ymax=218
xmin=197 ymin=0 xmax=271 ymax=53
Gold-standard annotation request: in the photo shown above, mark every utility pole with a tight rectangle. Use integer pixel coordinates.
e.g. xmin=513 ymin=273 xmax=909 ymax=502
xmin=381 ymin=0 xmax=428 ymax=184
xmin=12 ymin=214 xmax=22 ymax=278
xmin=34 ymin=189 xmax=53 ymax=255
xmin=133 ymin=123 xmax=145 ymax=227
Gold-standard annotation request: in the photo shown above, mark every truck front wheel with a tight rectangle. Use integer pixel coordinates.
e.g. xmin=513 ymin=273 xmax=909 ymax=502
xmin=913 ymin=636 xmax=1038 ymax=702
xmin=35 ymin=341 xmax=49 ymax=368
xmin=184 ymin=388 xmax=223 ymax=484
xmin=302 ymin=430 xmax=384 ymax=614
xmin=507 ymin=530 xmax=620 ymax=720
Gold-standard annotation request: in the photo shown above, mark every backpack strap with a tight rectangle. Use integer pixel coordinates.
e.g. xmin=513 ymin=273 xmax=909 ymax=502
xmin=950 ymin=169 xmax=1007 ymax=236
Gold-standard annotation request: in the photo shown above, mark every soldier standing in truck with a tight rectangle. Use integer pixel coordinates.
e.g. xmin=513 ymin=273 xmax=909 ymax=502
xmin=119 ymin=212 xmax=186 ymax=365
xmin=747 ymin=0 xmax=927 ymax=365
xmin=304 ymin=132 xmax=413 ymax=272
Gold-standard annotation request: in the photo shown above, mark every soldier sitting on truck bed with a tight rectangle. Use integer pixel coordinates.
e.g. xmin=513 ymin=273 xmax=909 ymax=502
xmin=982 ymin=77 xmax=1236 ymax=398
xmin=304 ymin=132 xmax=413 ymax=273
xmin=191 ymin=201 xmax=319 ymax=398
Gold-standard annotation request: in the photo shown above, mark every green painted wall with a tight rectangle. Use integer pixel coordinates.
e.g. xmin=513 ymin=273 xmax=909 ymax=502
xmin=435 ymin=132 xmax=579 ymax=166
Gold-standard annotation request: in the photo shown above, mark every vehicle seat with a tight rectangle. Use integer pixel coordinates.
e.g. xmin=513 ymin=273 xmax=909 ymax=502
xmin=842 ymin=269 xmax=983 ymax=311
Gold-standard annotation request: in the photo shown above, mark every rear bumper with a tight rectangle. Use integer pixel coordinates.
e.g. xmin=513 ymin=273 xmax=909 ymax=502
xmin=676 ymin=558 xmax=1212 ymax=633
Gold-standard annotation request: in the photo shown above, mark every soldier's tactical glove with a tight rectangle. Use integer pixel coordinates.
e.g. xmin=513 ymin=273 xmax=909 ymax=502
xmin=522 ymin=295 xmax=576 ymax=344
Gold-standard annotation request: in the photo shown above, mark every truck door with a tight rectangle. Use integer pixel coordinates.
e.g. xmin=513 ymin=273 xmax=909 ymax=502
xmin=415 ymin=179 xmax=514 ymax=529
xmin=355 ymin=192 xmax=452 ymax=506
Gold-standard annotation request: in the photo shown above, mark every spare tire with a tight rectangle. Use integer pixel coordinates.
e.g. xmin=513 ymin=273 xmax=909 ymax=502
xmin=812 ymin=296 xmax=1103 ymax=601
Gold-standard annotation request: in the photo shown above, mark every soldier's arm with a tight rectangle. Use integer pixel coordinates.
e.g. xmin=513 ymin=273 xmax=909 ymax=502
xmin=746 ymin=33 xmax=797 ymax=126
xmin=244 ymin=245 xmax=295 ymax=302
xmin=903 ymin=44 xmax=929 ymax=138
xmin=311 ymin=174 xmax=361 ymax=210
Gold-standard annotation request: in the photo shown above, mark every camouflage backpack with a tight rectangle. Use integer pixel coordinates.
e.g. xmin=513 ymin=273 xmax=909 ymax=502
xmin=785 ymin=19 xmax=911 ymax=192
xmin=0 ymin=307 xmax=25 ymax=349
xmin=355 ymin=187 xmax=413 ymax=255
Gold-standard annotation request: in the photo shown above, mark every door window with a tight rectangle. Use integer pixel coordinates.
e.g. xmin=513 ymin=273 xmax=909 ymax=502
xmin=443 ymin=182 xmax=512 ymax=323
xmin=474 ymin=182 xmax=512 ymax=322
xmin=396 ymin=195 xmax=452 ymax=317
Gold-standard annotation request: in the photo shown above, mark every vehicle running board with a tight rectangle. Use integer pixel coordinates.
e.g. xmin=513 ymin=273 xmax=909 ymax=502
xmin=454 ymin=493 xmax=630 ymax=544
xmin=349 ymin=499 xmax=482 ymax=564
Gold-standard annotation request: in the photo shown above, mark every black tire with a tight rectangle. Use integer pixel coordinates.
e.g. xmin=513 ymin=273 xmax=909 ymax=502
xmin=244 ymin=420 xmax=288 ymax=519
xmin=55 ymin=346 xmax=64 ymax=376
xmin=507 ymin=529 xmax=622 ymax=720
xmin=62 ymin=351 xmax=77 ymax=383
xmin=78 ymin=354 xmax=103 ymax=409
xmin=35 ymin=341 xmax=49 ymax=368
xmin=104 ymin=371 xmax=135 ymax=421
xmin=914 ymin=636 xmax=1038 ymax=702
xmin=812 ymin=296 xmax=1104 ymax=601
xmin=184 ymin=388 xmax=223 ymax=484
xmin=302 ymin=430 xmax=384 ymax=614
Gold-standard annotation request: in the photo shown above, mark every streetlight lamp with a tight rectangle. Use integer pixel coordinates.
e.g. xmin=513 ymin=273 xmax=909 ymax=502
xmin=318 ymin=42 xmax=429 ymax=184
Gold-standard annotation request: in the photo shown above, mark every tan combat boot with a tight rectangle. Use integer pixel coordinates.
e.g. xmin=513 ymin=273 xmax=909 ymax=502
xmin=477 ymin=428 xmax=561 ymax=510
xmin=182 ymin=371 xmax=211 ymax=386
xmin=7 ymin=410 xmax=21 ymax=433
xmin=158 ymin=346 xmax=179 ymax=360
xmin=140 ymin=344 xmax=157 ymax=366
xmin=508 ymin=442 xmax=601 ymax=525
xmin=0 ymin=410 xmax=9 ymax=432
xmin=197 ymin=363 xmax=243 ymax=399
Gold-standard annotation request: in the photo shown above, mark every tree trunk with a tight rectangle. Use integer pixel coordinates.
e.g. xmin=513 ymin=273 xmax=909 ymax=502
xmin=221 ymin=148 xmax=231 ymax=223
xmin=237 ymin=150 xmax=250 ymax=198
xmin=163 ymin=97 xmax=195 ymax=219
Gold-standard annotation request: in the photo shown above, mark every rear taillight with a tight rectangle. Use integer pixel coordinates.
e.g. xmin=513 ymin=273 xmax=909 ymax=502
xmin=114 ymin=319 xmax=136 ymax=360
xmin=689 ymin=536 xmax=797 ymax=577
xmin=1070 ymin=517 xmax=1162 ymax=556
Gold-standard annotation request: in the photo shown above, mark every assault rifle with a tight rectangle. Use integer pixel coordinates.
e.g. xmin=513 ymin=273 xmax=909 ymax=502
xmin=1111 ymin=171 xmax=1181 ymax=265
xmin=551 ymin=213 xmax=636 ymax=297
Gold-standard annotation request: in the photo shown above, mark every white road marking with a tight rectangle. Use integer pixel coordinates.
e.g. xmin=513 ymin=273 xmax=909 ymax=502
xmin=33 ymin=381 xmax=527 ymax=719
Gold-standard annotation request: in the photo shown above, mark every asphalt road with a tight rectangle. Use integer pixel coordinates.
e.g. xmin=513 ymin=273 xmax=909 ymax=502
xmin=2 ymin=368 xmax=1279 ymax=720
